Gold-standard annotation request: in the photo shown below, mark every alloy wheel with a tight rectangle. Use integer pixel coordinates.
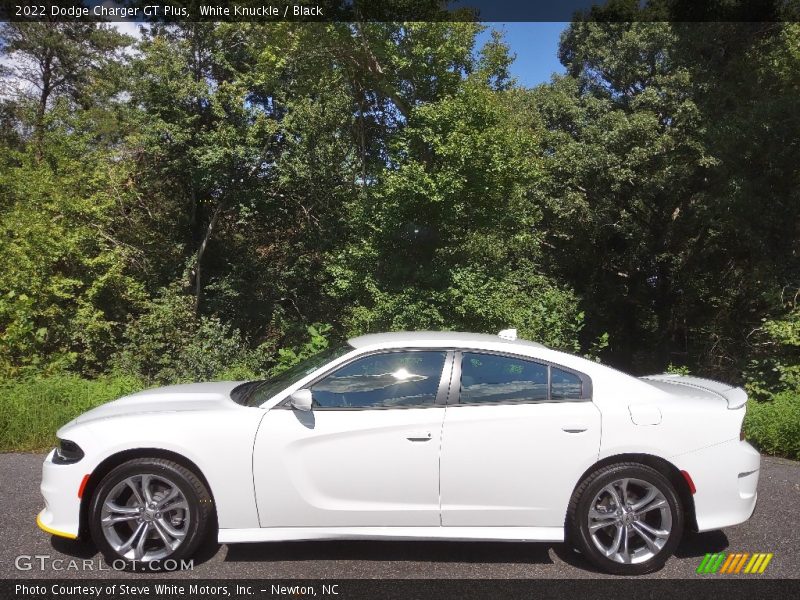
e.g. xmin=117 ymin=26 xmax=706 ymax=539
xmin=586 ymin=477 xmax=673 ymax=564
xmin=100 ymin=473 xmax=190 ymax=561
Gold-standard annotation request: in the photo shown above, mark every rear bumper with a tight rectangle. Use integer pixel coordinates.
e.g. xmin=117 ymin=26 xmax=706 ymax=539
xmin=672 ymin=439 xmax=760 ymax=532
xmin=38 ymin=449 xmax=84 ymax=539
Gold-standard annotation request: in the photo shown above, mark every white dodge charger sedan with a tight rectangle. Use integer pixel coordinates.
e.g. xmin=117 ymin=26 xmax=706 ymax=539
xmin=37 ymin=330 xmax=760 ymax=575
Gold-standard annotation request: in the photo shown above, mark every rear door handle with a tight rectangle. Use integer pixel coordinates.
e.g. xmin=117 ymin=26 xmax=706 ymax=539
xmin=562 ymin=425 xmax=588 ymax=433
xmin=406 ymin=431 xmax=433 ymax=442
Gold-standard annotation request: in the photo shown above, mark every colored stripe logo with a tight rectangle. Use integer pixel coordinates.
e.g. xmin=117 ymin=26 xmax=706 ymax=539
xmin=697 ymin=552 xmax=773 ymax=574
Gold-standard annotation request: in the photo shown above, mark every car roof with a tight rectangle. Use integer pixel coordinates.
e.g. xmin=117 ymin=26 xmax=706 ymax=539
xmin=347 ymin=331 xmax=546 ymax=350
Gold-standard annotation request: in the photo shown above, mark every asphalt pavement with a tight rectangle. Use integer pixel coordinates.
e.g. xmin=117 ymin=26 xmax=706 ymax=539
xmin=1 ymin=453 xmax=797 ymax=579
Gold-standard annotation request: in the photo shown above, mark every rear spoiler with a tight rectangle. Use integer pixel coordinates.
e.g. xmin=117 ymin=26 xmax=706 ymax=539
xmin=641 ymin=374 xmax=748 ymax=409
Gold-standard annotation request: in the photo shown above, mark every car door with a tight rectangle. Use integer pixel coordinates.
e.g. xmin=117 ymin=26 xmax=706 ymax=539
xmin=253 ymin=350 xmax=451 ymax=527
xmin=440 ymin=351 xmax=601 ymax=527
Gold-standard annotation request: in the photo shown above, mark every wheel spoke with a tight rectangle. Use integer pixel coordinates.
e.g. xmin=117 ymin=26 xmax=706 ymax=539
xmin=636 ymin=496 xmax=668 ymax=514
xmin=151 ymin=519 xmax=175 ymax=548
xmin=589 ymin=519 xmax=617 ymax=532
xmin=125 ymin=480 xmax=145 ymax=506
xmin=105 ymin=501 xmax=140 ymax=514
xmin=604 ymin=523 xmax=623 ymax=557
xmin=620 ymin=525 xmax=631 ymax=562
xmin=134 ymin=523 xmax=150 ymax=560
xmin=633 ymin=519 xmax=669 ymax=540
xmin=161 ymin=500 xmax=188 ymax=513
xmin=589 ymin=508 xmax=617 ymax=532
xmin=630 ymin=487 xmax=657 ymax=511
xmin=618 ymin=479 xmax=630 ymax=506
xmin=632 ymin=522 xmax=662 ymax=553
xmin=156 ymin=517 xmax=186 ymax=540
xmin=602 ymin=484 xmax=623 ymax=510
xmin=116 ymin=521 xmax=146 ymax=554
xmin=156 ymin=485 xmax=180 ymax=508
xmin=102 ymin=514 xmax=139 ymax=525
xmin=140 ymin=474 xmax=154 ymax=505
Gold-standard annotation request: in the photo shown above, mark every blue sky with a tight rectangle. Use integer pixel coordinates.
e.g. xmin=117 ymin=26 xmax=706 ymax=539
xmin=477 ymin=22 xmax=568 ymax=88
xmin=2 ymin=22 xmax=569 ymax=91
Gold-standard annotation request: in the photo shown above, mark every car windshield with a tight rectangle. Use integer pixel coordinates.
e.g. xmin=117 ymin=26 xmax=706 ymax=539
xmin=233 ymin=344 xmax=353 ymax=407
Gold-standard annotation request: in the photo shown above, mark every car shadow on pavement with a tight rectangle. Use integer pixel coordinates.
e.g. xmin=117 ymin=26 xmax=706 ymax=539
xmin=48 ymin=526 xmax=223 ymax=569
xmin=224 ymin=540 xmax=555 ymax=565
xmin=50 ymin=536 xmax=97 ymax=560
xmin=673 ymin=530 xmax=729 ymax=558
xmin=48 ymin=529 xmax=728 ymax=573
xmin=549 ymin=530 xmax=730 ymax=574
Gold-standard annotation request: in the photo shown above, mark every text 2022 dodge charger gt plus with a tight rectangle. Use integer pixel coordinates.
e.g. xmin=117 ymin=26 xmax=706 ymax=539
xmin=37 ymin=330 xmax=760 ymax=575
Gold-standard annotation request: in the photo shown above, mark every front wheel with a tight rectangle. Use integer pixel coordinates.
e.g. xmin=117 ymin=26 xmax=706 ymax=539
xmin=567 ymin=463 xmax=684 ymax=575
xmin=89 ymin=458 xmax=212 ymax=569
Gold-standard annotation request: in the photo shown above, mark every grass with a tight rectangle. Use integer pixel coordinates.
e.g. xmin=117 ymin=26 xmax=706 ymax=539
xmin=0 ymin=374 xmax=144 ymax=452
xmin=744 ymin=390 xmax=800 ymax=460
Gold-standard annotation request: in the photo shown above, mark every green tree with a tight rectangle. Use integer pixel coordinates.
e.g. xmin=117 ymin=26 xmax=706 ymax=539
xmin=328 ymin=33 xmax=584 ymax=349
xmin=0 ymin=23 xmax=141 ymax=377
xmin=534 ymin=13 xmax=800 ymax=378
xmin=0 ymin=21 xmax=130 ymax=159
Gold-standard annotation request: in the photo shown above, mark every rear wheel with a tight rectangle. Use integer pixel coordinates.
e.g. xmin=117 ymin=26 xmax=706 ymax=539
xmin=89 ymin=458 xmax=212 ymax=569
xmin=568 ymin=463 xmax=684 ymax=575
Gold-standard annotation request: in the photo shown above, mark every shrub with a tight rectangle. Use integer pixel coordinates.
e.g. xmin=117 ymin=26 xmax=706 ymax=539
xmin=745 ymin=390 xmax=800 ymax=460
xmin=112 ymin=285 xmax=269 ymax=385
xmin=745 ymin=305 xmax=800 ymax=400
xmin=0 ymin=374 xmax=144 ymax=452
xmin=271 ymin=324 xmax=332 ymax=375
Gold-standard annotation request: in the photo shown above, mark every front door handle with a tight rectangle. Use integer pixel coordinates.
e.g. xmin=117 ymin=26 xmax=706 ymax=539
xmin=406 ymin=431 xmax=433 ymax=442
xmin=562 ymin=425 xmax=588 ymax=433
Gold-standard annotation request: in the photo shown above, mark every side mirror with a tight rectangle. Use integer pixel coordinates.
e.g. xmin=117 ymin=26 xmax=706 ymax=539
xmin=289 ymin=389 xmax=313 ymax=412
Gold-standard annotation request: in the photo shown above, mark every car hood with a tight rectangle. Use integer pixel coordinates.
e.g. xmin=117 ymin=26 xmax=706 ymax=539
xmin=73 ymin=381 xmax=246 ymax=424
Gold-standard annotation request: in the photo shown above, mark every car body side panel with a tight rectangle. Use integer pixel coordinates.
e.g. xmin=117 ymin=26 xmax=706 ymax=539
xmin=253 ymin=407 xmax=445 ymax=527
xmin=671 ymin=439 xmax=760 ymax=531
xmin=440 ymin=401 xmax=601 ymax=527
xmin=217 ymin=526 xmax=564 ymax=544
xmin=595 ymin=381 xmax=753 ymax=533
xmin=597 ymin=389 xmax=745 ymax=460
xmin=43 ymin=407 xmax=265 ymax=535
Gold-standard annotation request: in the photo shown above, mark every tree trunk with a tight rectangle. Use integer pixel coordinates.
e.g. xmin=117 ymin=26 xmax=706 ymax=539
xmin=34 ymin=56 xmax=52 ymax=162
xmin=193 ymin=202 xmax=224 ymax=314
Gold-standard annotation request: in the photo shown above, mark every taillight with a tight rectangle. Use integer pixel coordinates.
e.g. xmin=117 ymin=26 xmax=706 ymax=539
xmin=680 ymin=470 xmax=697 ymax=494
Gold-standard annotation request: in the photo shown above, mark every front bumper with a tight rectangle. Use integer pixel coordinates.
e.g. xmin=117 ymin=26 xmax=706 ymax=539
xmin=36 ymin=509 xmax=77 ymax=539
xmin=38 ymin=449 xmax=85 ymax=539
xmin=673 ymin=439 xmax=760 ymax=532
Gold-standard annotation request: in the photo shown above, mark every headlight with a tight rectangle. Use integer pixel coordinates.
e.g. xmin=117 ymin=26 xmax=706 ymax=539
xmin=52 ymin=439 xmax=84 ymax=464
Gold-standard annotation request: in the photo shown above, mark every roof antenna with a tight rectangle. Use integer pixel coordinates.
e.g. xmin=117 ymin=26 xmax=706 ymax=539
xmin=498 ymin=328 xmax=517 ymax=341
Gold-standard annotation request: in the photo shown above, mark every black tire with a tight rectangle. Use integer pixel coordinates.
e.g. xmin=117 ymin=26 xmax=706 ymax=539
xmin=567 ymin=462 xmax=684 ymax=575
xmin=89 ymin=458 xmax=212 ymax=570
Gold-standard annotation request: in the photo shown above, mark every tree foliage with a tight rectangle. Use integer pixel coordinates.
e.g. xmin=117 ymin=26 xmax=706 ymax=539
xmin=534 ymin=16 xmax=800 ymax=377
xmin=0 ymin=15 xmax=797 ymax=406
